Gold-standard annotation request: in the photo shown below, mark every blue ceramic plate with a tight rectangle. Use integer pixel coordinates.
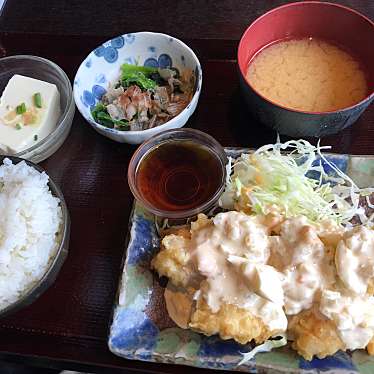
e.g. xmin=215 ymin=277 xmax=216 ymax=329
xmin=109 ymin=148 xmax=374 ymax=373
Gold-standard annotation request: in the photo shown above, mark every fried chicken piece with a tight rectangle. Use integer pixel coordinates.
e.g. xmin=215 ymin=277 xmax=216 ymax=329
xmin=367 ymin=336 xmax=374 ymax=355
xmin=189 ymin=298 xmax=274 ymax=345
xmin=190 ymin=213 xmax=211 ymax=231
xmin=159 ymin=226 xmax=191 ymax=240
xmin=288 ymin=309 xmax=344 ymax=360
xmin=151 ymin=232 xmax=192 ymax=287
xmin=152 ymin=216 xmax=212 ymax=288
xmin=164 ymin=284 xmax=195 ymax=329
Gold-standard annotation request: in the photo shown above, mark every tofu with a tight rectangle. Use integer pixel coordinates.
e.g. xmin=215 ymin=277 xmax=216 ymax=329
xmin=0 ymin=74 xmax=61 ymax=153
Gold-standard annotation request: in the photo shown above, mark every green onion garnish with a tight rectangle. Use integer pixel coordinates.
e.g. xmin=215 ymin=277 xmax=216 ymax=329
xmin=16 ymin=103 xmax=26 ymax=115
xmin=15 ymin=123 xmax=22 ymax=130
xmin=34 ymin=134 xmax=38 ymax=141
xmin=33 ymin=93 xmax=42 ymax=108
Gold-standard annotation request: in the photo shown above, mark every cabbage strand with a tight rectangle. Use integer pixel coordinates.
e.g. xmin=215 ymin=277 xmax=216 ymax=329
xmin=220 ymin=140 xmax=373 ymax=226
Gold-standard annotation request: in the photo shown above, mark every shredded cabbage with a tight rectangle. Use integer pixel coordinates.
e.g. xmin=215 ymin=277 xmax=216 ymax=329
xmin=237 ymin=336 xmax=287 ymax=366
xmin=220 ymin=139 xmax=374 ymax=226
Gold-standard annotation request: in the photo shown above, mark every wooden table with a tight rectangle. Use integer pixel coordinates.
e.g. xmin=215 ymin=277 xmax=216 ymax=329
xmin=0 ymin=1 xmax=373 ymax=373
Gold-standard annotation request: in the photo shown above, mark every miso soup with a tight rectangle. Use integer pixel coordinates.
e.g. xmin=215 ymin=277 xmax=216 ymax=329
xmin=246 ymin=38 xmax=368 ymax=112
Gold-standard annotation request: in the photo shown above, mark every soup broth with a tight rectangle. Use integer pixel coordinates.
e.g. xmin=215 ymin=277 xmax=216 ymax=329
xmin=246 ymin=38 xmax=368 ymax=112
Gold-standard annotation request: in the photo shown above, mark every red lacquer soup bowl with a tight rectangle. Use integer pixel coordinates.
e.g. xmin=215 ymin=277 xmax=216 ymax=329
xmin=238 ymin=1 xmax=374 ymax=137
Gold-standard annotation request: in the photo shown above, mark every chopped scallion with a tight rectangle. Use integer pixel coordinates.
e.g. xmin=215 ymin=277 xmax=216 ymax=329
xmin=33 ymin=92 xmax=42 ymax=108
xmin=34 ymin=134 xmax=38 ymax=141
xmin=16 ymin=103 xmax=26 ymax=115
xmin=15 ymin=123 xmax=22 ymax=130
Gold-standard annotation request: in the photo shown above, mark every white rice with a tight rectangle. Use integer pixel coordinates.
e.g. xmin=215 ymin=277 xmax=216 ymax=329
xmin=0 ymin=158 xmax=62 ymax=310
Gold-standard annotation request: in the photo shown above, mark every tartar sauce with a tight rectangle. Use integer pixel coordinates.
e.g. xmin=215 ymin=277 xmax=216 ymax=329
xmin=162 ymin=211 xmax=374 ymax=351
xmin=335 ymin=226 xmax=374 ymax=295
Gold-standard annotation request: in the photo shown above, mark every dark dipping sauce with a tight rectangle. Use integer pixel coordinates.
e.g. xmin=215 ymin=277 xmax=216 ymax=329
xmin=136 ymin=141 xmax=224 ymax=212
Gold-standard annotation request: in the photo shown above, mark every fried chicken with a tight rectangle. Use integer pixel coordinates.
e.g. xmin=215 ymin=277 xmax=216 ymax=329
xmin=151 ymin=212 xmax=374 ymax=362
xmin=151 ymin=229 xmax=192 ymax=288
xmin=288 ymin=309 xmax=344 ymax=360
xmin=189 ymin=297 xmax=275 ymax=344
xmin=151 ymin=215 xmax=211 ymax=287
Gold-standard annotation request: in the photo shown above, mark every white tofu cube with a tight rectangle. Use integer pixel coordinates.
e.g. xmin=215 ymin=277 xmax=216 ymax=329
xmin=0 ymin=74 xmax=61 ymax=153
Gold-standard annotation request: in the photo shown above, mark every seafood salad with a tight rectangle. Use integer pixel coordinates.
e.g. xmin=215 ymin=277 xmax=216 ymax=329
xmin=91 ymin=64 xmax=195 ymax=131
xmin=151 ymin=140 xmax=374 ymax=364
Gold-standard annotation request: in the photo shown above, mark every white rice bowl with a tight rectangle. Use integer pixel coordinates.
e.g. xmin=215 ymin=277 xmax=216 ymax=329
xmin=0 ymin=158 xmax=62 ymax=309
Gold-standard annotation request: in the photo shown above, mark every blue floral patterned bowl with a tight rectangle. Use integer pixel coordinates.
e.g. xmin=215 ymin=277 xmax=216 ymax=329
xmin=73 ymin=32 xmax=202 ymax=144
